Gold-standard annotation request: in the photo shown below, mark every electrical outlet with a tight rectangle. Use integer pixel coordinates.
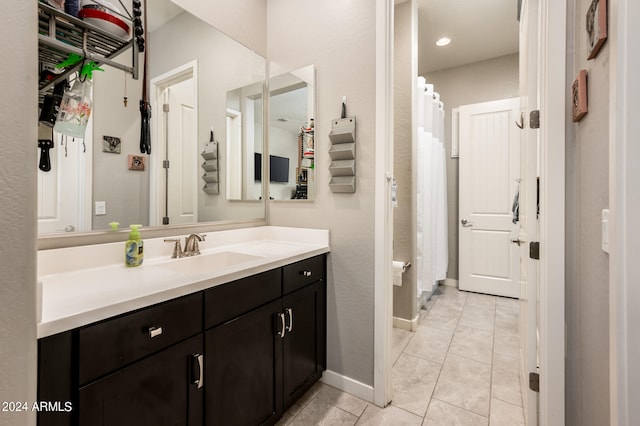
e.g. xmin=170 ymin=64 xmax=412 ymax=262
xmin=95 ymin=201 xmax=106 ymax=216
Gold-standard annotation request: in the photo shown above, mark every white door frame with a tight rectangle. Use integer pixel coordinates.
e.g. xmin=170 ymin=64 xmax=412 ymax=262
xmin=374 ymin=0 xmax=394 ymax=407
xmin=149 ymin=60 xmax=199 ymax=226
xmin=537 ymin=0 xmax=566 ymax=423
xmin=609 ymin=0 xmax=640 ymax=424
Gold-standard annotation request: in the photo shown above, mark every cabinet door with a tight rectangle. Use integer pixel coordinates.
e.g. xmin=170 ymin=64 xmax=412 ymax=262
xmin=205 ymin=299 xmax=282 ymax=426
xmin=78 ymin=335 xmax=203 ymax=426
xmin=282 ymin=280 xmax=326 ymax=409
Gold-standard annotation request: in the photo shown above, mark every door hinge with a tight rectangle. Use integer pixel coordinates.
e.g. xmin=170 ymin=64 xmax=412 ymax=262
xmin=163 ymin=160 xmax=170 ymax=169
xmin=163 ymin=103 xmax=170 ymax=112
xmin=530 ymin=241 xmax=540 ymax=260
xmin=530 ymin=110 xmax=540 ymax=129
xmin=529 ymin=372 xmax=540 ymax=392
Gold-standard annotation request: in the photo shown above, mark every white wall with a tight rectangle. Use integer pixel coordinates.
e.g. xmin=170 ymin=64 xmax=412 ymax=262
xmin=425 ymin=53 xmax=520 ymax=280
xmin=267 ymin=0 xmax=378 ymax=386
xmin=0 ymin=2 xmax=37 ymax=425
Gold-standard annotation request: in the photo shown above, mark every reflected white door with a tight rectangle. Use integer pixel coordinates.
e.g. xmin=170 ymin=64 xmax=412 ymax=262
xmin=37 ymin=121 xmax=92 ymax=234
xmin=459 ymin=98 xmax=520 ymax=297
xmin=166 ymin=78 xmax=197 ymax=225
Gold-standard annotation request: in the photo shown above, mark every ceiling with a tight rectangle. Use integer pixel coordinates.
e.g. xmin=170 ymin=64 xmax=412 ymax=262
xmin=147 ymin=0 xmax=184 ymax=32
xmin=416 ymin=0 xmax=519 ymax=74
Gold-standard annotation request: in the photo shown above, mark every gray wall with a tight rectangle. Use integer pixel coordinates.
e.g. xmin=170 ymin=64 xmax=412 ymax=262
xmin=266 ymin=0 xmax=378 ymax=386
xmin=425 ymin=53 xmax=520 ymax=280
xmin=393 ymin=1 xmax=418 ymax=322
xmin=0 ymin=2 xmax=38 ymax=425
xmin=564 ymin=0 xmax=610 ymax=423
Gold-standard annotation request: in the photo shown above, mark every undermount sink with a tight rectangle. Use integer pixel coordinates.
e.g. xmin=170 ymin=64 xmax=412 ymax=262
xmin=158 ymin=251 xmax=264 ymax=275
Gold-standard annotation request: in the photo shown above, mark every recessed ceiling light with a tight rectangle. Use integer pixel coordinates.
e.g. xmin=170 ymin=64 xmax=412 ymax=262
xmin=436 ymin=37 xmax=451 ymax=47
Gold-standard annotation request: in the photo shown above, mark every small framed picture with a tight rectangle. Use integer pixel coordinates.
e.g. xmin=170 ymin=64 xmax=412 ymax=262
xmin=128 ymin=154 xmax=145 ymax=171
xmin=572 ymin=70 xmax=588 ymax=122
xmin=102 ymin=135 xmax=121 ymax=154
xmin=586 ymin=0 xmax=607 ymax=60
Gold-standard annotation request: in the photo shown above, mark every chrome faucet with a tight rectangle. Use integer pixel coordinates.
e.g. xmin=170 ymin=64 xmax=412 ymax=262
xmin=184 ymin=233 xmax=206 ymax=256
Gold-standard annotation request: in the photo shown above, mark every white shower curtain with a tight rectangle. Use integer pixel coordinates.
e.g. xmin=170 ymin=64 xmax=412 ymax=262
xmin=415 ymin=77 xmax=448 ymax=298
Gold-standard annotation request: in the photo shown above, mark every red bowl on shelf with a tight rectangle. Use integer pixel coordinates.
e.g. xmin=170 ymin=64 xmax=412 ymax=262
xmin=78 ymin=7 xmax=130 ymax=39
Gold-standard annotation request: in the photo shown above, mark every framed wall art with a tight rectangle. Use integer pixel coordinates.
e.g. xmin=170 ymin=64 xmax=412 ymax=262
xmin=572 ymin=70 xmax=588 ymax=122
xmin=586 ymin=0 xmax=607 ymax=60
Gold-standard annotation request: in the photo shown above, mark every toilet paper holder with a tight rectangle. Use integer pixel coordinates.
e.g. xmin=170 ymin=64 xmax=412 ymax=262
xmin=394 ymin=261 xmax=411 ymax=272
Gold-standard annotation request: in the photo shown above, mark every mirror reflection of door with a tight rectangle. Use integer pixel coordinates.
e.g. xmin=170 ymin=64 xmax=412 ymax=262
xmin=150 ymin=62 xmax=198 ymax=227
xmin=165 ymin=77 xmax=197 ymax=226
xmin=37 ymin=118 xmax=92 ymax=234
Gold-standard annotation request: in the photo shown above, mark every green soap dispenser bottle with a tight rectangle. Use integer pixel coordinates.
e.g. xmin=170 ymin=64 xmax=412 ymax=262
xmin=125 ymin=224 xmax=144 ymax=267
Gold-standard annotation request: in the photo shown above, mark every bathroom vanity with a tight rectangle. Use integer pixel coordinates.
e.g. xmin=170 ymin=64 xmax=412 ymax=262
xmin=37 ymin=227 xmax=329 ymax=426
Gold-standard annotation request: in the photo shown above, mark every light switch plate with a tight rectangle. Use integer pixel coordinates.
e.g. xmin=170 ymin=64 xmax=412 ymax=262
xmin=95 ymin=201 xmax=106 ymax=216
xmin=602 ymin=209 xmax=610 ymax=254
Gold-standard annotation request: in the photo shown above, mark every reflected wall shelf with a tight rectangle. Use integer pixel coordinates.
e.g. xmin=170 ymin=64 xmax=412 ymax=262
xmin=201 ymin=142 xmax=219 ymax=195
xmin=38 ymin=2 xmax=138 ymax=103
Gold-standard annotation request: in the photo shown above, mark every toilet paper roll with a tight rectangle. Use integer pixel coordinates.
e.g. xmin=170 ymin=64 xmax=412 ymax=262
xmin=392 ymin=261 xmax=405 ymax=287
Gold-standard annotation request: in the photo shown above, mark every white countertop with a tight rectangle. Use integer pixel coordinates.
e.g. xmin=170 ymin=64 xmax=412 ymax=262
xmin=37 ymin=226 xmax=330 ymax=338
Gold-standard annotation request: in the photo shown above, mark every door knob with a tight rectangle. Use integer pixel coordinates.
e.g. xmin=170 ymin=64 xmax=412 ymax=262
xmin=510 ymin=238 xmax=525 ymax=246
xmin=461 ymin=219 xmax=473 ymax=227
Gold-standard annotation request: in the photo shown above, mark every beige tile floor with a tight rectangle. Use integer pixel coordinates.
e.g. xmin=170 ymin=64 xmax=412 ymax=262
xmin=277 ymin=285 xmax=525 ymax=425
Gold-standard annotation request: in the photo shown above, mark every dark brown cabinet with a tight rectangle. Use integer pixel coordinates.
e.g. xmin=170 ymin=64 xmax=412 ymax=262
xmin=203 ymin=256 xmax=326 ymax=425
xmin=205 ymin=299 xmax=282 ymax=426
xmin=282 ymin=280 xmax=325 ymax=409
xmin=79 ymin=335 xmax=203 ymax=426
xmin=38 ymin=254 xmax=326 ymax=426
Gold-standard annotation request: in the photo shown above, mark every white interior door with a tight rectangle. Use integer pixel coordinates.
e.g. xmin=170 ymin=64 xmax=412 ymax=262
xmin=166 ymin=78 xmax=197 ymax=225
xmin=518 ymin=0 xmax=540 ymax=424
xmin=459 ymin=98 xmax=521 ymax=297
xmin=37 ymin=119 xmax=92 ymax=234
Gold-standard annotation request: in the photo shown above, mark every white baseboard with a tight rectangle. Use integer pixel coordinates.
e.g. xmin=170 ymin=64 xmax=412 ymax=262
xmin=443 ymin=278 xmax=458 ymax=288
xmin=321 ymin=370 xmax=375 ymax=403
xmin=393 ymin=314 xmax=419 ymax=332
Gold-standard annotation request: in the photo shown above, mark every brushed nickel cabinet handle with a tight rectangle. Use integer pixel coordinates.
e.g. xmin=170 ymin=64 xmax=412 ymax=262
xmin=193 ymin=354 xmax=204 ymax=389
xmin=302 ymin=270 xmax=312 ymax=277
xmin=148 ymin=326 xmax=163 ymax=338
xmin=277 ymin=313 xmax=286 ymax=338
xmin=285 ymin=308 xmax=294 ymax=333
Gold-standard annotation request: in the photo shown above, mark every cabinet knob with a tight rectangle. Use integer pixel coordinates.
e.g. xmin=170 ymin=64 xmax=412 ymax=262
xmin=302 ymin=270 xmax=312 ymax=277
xmin=148 ymin=326 xmax=163 ymax=338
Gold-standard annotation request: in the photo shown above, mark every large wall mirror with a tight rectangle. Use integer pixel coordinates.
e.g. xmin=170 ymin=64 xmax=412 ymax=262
xmin=37 ymin=0 xmax=266 ymax=238
xmin=268 ymin=65 xmax=316 ymax=201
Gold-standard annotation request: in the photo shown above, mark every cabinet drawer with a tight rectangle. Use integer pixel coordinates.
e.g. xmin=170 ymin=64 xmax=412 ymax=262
xmin=283 ymin=255 xmax=325 ymax=294
xmin=205 ymin=268 xmax=281 ymax=329
xmin=78 ymin=292 xmax=202 ymax=385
